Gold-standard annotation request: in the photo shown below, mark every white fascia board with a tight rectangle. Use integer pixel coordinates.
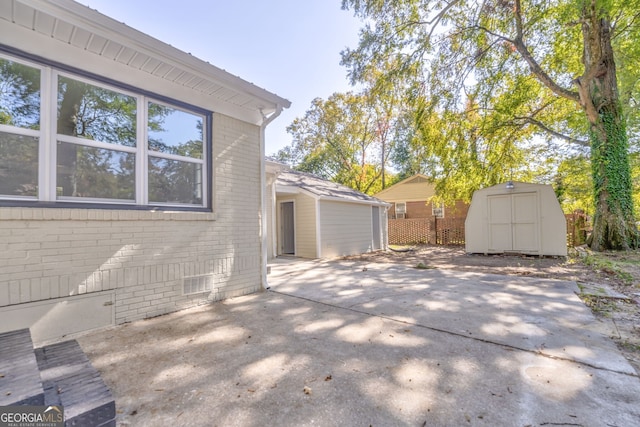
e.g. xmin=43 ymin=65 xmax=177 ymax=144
xmin=275 ymin=185 xmax=303 ymax=195
xmin=276 ymin=184 xmax=391 ymax=206
xmin=275 ymin=184 xmax=324 ymax=202
xmin=318 ymin=195 xmax=391 ymax=207
xmin=18 ymin=0 xmax=291 ymax=114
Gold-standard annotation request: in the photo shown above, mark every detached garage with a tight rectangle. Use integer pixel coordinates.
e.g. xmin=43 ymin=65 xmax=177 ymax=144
xmin=266 ymin=167 xmax=389 ymax=259
xmin=465 ymin=182 xmax=567 ymax=256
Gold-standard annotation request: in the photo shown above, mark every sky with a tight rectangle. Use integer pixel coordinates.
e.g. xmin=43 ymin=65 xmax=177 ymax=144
xmin=82 ymin=0 xmax=364 ymax=156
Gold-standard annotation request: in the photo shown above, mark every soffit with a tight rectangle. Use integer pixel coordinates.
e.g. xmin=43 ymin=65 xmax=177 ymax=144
xmin=0 ymin=0 xmax=290 ymax=123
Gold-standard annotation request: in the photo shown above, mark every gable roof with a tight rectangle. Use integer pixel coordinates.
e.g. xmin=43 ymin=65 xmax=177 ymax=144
xmin=373 ymin=174 xmax=436 ymax=202
xmin=276 ymin=170 xmax=389 ymax=207
xmin=0 ymin=0 xmax=290 ymax=125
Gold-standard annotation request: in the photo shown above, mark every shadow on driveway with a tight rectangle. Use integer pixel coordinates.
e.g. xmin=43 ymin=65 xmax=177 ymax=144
xmin=79 ymin=258 xmax=640 ymax=426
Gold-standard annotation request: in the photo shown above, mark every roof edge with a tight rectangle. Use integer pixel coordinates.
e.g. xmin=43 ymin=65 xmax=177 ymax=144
xmin=21 ymin=0 xmax=291 ymax=110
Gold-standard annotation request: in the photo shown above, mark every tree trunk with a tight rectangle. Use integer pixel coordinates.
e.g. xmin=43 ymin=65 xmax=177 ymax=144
xmin=576 ymin=2 xmax=639 ymax=250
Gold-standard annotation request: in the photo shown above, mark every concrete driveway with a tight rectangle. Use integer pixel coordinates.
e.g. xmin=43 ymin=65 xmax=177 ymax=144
xmin=79 ymin=258 xmax=640 ymax=426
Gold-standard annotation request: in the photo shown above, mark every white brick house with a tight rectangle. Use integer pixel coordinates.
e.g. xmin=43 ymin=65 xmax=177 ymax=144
xmin=0 ymin=0 xmax=290 ymax=343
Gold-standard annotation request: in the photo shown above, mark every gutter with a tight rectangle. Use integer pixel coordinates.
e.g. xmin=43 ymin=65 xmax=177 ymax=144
xmin=259 ymin=106 xmax=285 ymax=291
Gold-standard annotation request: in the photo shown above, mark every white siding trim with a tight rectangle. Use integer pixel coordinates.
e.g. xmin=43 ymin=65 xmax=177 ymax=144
xmin=315 ymin=198 xmax=322 ymax=258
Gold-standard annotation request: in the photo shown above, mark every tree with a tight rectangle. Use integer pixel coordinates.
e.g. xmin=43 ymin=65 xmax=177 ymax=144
xmin=278 ymin=92 xmax=396 ymax=195
xmin=555 ymin=155 xmax=595 ymax=214
xmin=342 ymin=0 xmax=639 ymax=250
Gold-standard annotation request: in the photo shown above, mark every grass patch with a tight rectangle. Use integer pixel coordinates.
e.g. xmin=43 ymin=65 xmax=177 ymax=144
xmin=581 ymin=251 xmax=635 ymax=285
xmin=579 ymin=294 xmax=619 ymax=316
xmin=618 ymin=340 xmax=640 ymax=353
xmin=415 ymin=262 xmax=436 ymax=270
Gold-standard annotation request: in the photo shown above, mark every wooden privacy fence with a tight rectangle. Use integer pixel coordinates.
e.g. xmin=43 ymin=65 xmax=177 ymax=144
xmin=388 ymin=212 xmax=590 ymax=247
xmin=565 ymin=211 xmax=590 ymax=247
xmin=388 ymin=217 xmax=465 ymax=245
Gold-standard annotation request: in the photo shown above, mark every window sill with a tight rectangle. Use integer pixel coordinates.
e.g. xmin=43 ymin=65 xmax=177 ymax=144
xmin=0 ymin=206 xmax=216 ymax=221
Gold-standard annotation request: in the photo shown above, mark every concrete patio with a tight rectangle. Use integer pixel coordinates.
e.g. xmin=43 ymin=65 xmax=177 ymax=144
xmin=78 ymin=258 xmax=640 ymax=426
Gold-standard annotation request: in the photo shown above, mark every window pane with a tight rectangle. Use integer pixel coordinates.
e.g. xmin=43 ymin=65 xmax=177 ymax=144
xmin=56 ymin=142 xmax=135 ymax=200
xmin=148 ymin=103 xmax=203 ymax=159
xmin=57 ymin=76 xmax=136 ymax=147
xmin=148 ymin=157 xmax=202 ymax=205
xmin=0 ymin=132 xmax=38 ymax=197
xmin=0 ymin=57 xmax=40 ymax=129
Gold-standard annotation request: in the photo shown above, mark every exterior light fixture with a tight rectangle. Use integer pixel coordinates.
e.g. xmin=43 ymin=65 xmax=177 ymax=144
xmin=505 ymin=181 xmax=515 ymax=190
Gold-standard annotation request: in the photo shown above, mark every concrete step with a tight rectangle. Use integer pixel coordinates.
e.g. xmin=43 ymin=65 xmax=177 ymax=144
xmin=0 ymin=328 xmax=44 ymax=406
xmin=0 ymin=328 xmax=115 ymax=426
xmin=36 ymin=340 xmax=116 ymax=427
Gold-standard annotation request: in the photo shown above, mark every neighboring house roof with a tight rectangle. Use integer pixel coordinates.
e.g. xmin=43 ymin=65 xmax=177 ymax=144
xmin=0 ymin=0 xmax=290 ymax=125
xmin=276 ymin=170 xmax=390 ymax=207
xmin=373 ymin=174 xmax=436 ymax=202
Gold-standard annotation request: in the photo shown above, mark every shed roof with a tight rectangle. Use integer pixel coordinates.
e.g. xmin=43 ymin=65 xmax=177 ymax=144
xmin=0 ymin=0 xmax=290 ymax=125
xmin=276 ymin=170 xmax=389 ymax=207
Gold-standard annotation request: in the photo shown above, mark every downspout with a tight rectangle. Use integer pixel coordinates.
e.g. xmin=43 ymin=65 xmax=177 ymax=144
xmin=259 ymin=106 xmax=284 ymax=291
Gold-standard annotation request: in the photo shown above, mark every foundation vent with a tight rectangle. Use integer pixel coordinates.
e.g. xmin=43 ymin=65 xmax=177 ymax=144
xmin=183 ymin=275 xmax=213 ymax=295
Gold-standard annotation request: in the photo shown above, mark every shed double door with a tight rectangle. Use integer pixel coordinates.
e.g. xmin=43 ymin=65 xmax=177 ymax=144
xmin=487 ymin=192 xmax=539 ymax=253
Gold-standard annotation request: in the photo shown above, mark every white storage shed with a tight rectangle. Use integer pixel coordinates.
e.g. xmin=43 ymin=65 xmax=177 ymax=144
xmin=465 ymin=182 xmax=567 ymax=256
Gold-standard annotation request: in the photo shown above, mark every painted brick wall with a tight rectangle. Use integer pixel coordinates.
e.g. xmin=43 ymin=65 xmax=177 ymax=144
xmin=0 ymin=113 xmax=262 ymax=325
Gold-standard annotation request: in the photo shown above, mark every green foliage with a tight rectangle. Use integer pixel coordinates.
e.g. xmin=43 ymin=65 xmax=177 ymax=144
xmin=341 ymin=0 xmax=592 ymax=200
xmin=277 ymin=90 xmax=402 ymax=195
xmin=632 ymin=152 xmax=640 ymax=214
xmin=591 ymin=111 xmax=635 ymax=218
xmin=341 ymin=0 xmax=639 ymax=249
xmin=555 ymin=155 xmax=594 ymax=214
xmin=582 ymin=251 xmax=635 ymax=286
xmin=589 ymin=109 xmax=639 ymax=249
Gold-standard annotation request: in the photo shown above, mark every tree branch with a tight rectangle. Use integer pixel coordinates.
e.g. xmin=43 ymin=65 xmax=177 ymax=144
xmin=512 ymin=0 xmax=581 ymax=103
xmin=515 ymin=116 xmax=589 ymax=146
xmin=611 ymin=9 xmax=640 ymax=38
xmin=426 ymin=0 xmax=462 ymax=39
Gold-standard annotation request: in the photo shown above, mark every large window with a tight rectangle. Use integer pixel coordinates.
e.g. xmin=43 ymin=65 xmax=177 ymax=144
xmin=0 ymin=58 xmax=40 ymax=198
xmin=0 ymin=53 xmax=209 ymax=209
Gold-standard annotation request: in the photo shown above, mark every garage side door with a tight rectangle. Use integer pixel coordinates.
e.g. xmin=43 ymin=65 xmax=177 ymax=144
xmin=281 ymin=201 xmax=295 ymax=255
